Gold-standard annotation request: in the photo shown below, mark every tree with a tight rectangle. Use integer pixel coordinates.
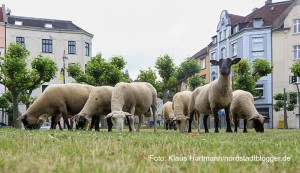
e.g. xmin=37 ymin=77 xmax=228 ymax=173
xmin=137 ymin=67 xmax=158 ymax=88
xmin=188 ymin=75 xmax=206 ymax=91
xmin=0 ymin=43 xmax=57 ymax=128
xmin=67 ymin=53 xmax=125 ymax=86
xmin=155 ymin=54 xmax=176 ymax=103
xmin=232 ymin=58 xmax=273 ymax=96
xmin=273 ymin=92 xmax=297 ymax=112
xmin=122 ymin=69 xmax=133 ymax=83
xmin=176 ymin=58 xmax=201 ymax=82
xmin=290 ymin=60 xmax=300 ymax=77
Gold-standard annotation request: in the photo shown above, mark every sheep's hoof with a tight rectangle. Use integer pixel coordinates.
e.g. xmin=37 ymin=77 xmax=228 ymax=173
xmin=243 ymin=130 xmax=247 ymax=133
xmin=214 ymin=131 xmax=219 ymax=133
xmin=226 ymin=129 xmax=233 ymax=133
xmin=205 ymin=130 xmax=209 ymax=133
xmin=234 ymin=130 xmax=237 ymax=133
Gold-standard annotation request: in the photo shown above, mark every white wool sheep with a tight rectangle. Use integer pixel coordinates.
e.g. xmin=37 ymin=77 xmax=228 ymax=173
xmin=172 ymin=91 xmax=192 ymax=133
xmin=75 ymin=86 xmax=114 ymax=131
xmin=230 ymin=90 xmax=269 ymax=133
xmin=188 ymin=57 xmax=241 ymax=133
xmin=161 ymin=101 xmax=176 ymax=130
xmin=19 ymin=83 xmax=94 ymax=129
xmin=107 ymin=82 xmax=157 ymax=132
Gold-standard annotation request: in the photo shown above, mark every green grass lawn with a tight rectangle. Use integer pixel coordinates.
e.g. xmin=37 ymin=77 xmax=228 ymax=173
xmin=0 ymin=128 xmax=299 ymax=173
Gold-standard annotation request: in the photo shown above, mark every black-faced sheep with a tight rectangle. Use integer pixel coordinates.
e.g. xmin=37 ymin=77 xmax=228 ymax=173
xmin=74 ymin=86 xmax=114 ymax=131
xmin=107 ymin=82 xmax=157 ymax=132
xmin=19 ymin=83 xmax=94 ymax=129
xmin=188 ymin=57 xmax=241 ymax=133
xmin=172 ymin=91 xmax=192 ymax=133
xmin=230 ymin=90 xmax=270 ymax=133
xmin=161 ymin=101 xmax=176 ymax=130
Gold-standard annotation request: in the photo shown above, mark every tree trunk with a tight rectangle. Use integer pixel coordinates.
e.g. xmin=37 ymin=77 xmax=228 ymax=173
xmin=163 ymin=89 xmax=168 ymax=104
xmin=12 ymin=91 xmax=20 ymax=128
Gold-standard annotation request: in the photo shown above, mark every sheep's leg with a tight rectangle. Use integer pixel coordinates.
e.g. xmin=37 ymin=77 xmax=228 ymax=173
xmin=234 ymin=116 xmax=238 ymax=133
xmin=203 ymin=114 xmax=209 ymax=133
xmin=151 ymin=107 xmax=157 ymax=133
xmin=129 ymin=116 xmax=136 ymax=132
xmin=196 ymin=111 xmax=200 ymax=133
xmin=107 ymin=117 xmax=113 ymax=132
xmin=137 ymin=115 xmax=142 ymax=132
xmin=243 ymin=119 xmax=248 ymax=133
xmin=165 ymin=119 xmax=169 ymax=130
xmin=225 ymin=107 xmax=233 ymax=133
xmin=50 ymin=116 xmax=56 ymax=129
xmin=212 ymin=109 xmax=219 ymax=133
xmin=188 ymin=110 xmax=194 ymax=133
xmin=94 ymin=115 xmax=100 ymax=131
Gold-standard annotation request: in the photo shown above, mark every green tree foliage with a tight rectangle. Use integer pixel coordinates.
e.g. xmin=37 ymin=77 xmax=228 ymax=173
xmin=290 ymin=60 xmax=300 ymax=77
xmin=67 ymin=53 xmax=126 ymax=86
xmin=188 ymin=75 xmax=206 ymax=91
xmin=273 ymin=92 xmax=297 ymax=112
xmin=233 ymin=59 xmax=273 ymax=96
xmin=177 ymin=58 xmax=201 ymax=82
xmin=155 ymin=54 xmax=176 ymax=103
xmin=0 ymin=43 xmax=57 ymax=128
xmin=122 ymin=69 xmax=133 ymax=83
xmin=137 ymin=67 xmax=157 ymax=88
xmin=232 ymin=60 xmax=256 ymax=94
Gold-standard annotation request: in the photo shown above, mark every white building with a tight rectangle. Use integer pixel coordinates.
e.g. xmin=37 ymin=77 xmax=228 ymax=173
xmin=6 ymin=14 xmax=93 ymax=98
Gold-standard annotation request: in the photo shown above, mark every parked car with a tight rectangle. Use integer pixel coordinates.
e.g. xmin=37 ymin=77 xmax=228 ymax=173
xmin=40 ymin=122 xmax=51 ymax=130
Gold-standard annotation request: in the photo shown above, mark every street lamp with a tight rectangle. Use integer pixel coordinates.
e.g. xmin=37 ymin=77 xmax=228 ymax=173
xmin=63 ymin=50 xmax=68 ymax=129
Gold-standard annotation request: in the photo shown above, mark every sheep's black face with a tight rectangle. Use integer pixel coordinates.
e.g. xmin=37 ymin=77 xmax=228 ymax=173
xmin=173 ymin=116 xmax=189 ymax=133
xmin=252 ymin=120 xmax=264 ymax=133
xmin=210 ymin=57 xmax=241 ymax=76
xmin=76 ymin=116 xmax=87 ymax=129
xmin=20 ymin=115 xmax=39 ymax=130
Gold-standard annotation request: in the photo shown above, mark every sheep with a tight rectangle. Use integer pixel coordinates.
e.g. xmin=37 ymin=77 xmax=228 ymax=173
xmin=106 ymin=82 xmax=157 ymax=132
xmin=172 ymin=91 xmax=192 ymax=133
xmin=161 ymin=101 xmax=176 ymax=130
xmin=19 ymin=83 xmax=94 ymax=130
xmin=230 ymin=90 xmax=270 ymax=133
xmin=188 ymin=57 xmax=241 ymax=133
xmin=74 ymin=86 xmax=114 ymax=131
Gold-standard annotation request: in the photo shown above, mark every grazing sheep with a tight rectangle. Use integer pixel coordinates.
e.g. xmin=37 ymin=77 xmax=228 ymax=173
xmin=161 ymin=101 xmax=176 ymax=130
xmin=172 ymin=91 xmax=192 ymax=133
xmin=230 ymin=90 xmax=269 ymax=133
xmin=188 ymin=57 xmax=241 ymax=133
xmin=107 ymin=82 xmax=157 ymax=132
xmin=19 ymin=83 xmax=94 ymax=129
xmin=74 ymin=86 xmax=114 ymax=131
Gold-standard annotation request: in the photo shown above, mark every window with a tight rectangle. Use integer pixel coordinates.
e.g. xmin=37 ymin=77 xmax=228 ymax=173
xmin=223 ymin=29 xmax=227 ymax=39
xmin=294 ymin=46 xmax=300 ymax=59
xmin=44 ymin=23 xmax=53 ymax=29
xmin=68 ymin=41 xmax=76 ymax=54
xmin=42 ymin=39 xmax=53 ymax=53
xmin=252 ymin=37 xmax=263 ymax=51
xmin=212 ymin=37 xmax=217 ymax=44
xmin=85 ymin=42 xmax=90 ymax=56
xmin=253 ymin=18 xmax=263 ymax=27
xmin=201 ymin=58 xmax=206 ymax=69
xmin=15 ymin=21 xmax=22 ymax=26
xmin=233 ymin=26 xmax=238 ymax=34
xmin=200 ymin=75 xmax=206 ymax=80
xmin=256 ymin=84 xmax=264 ymax=97
xmin=211 ymin=52 xmax=216 ymax=60
xmin=219 ymin=32 xmax=222 ymax=41
xmin=294 ymin=19 xmax=300 ymax=33
xmin=232 ymin=42 xmax=237 ymax=57
xmin=16 ymin=37 xmax=25 ymax=46
xmin=221 ymin=47 xmax=226 ymax=59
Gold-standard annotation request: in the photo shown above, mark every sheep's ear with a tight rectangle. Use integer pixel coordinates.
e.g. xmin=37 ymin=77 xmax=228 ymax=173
xmin=124 ymin=112 xmax=133 ymax=117
xmin=210 ymin=60 xmax=219 ymax=66
xmin=18 ymin=113 xmax=27 ymax=120
xmin=185 ymin=116 xmax=190 ymax=120
xmin=172 ymin=117 xmax=177 ymax=122
xmin=232 ymin=57 xmax=241 ymax=65
xmin=263 ymin=116 xmax=270 ymax=120
xmin=107 ymin=112 xmax=115 ymax=118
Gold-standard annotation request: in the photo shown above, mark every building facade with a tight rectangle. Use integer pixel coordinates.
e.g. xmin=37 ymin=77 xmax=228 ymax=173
xmin=5 ymin=14 xmax=93 ymax=98
xmin=272 ymin=0 xmax=300 ymax=129
xmin=208 ymin=0 xmax=293 ymax=129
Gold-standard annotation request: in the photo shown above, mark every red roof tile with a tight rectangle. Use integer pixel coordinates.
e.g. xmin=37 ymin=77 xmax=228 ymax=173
xmin=228 ymin=14 xmax=245 ymax=26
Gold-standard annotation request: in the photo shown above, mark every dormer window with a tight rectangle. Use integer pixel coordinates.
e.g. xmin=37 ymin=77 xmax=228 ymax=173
xmin=253 ymin=18 xmax=263 ymax=27
xmin=212 ymin=37 xmax=217 ymax=44
xmin=44 ymin=23 xmax=53 ymax=29
xmin=15 ymin=21 xmax=22 ymax=26
xmin=233 ymin=25 xmax=239 ymax=34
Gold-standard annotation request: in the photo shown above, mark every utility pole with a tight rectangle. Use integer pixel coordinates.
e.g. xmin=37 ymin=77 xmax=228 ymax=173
xmin=283 ymin=88 xmax=288 ymax=129
xmin=290 ymin=75 xmax=300 ymax=130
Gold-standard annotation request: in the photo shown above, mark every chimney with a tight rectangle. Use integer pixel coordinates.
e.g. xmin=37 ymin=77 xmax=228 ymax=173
xmin=265 ymin=0 xmax=272 ymax=5
xmin=253 ymin=7 xmax=259 ymax=12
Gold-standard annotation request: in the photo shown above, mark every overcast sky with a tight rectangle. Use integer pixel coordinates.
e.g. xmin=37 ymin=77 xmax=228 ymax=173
xmin=2 ymin=0 xmax=283 ymax=80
